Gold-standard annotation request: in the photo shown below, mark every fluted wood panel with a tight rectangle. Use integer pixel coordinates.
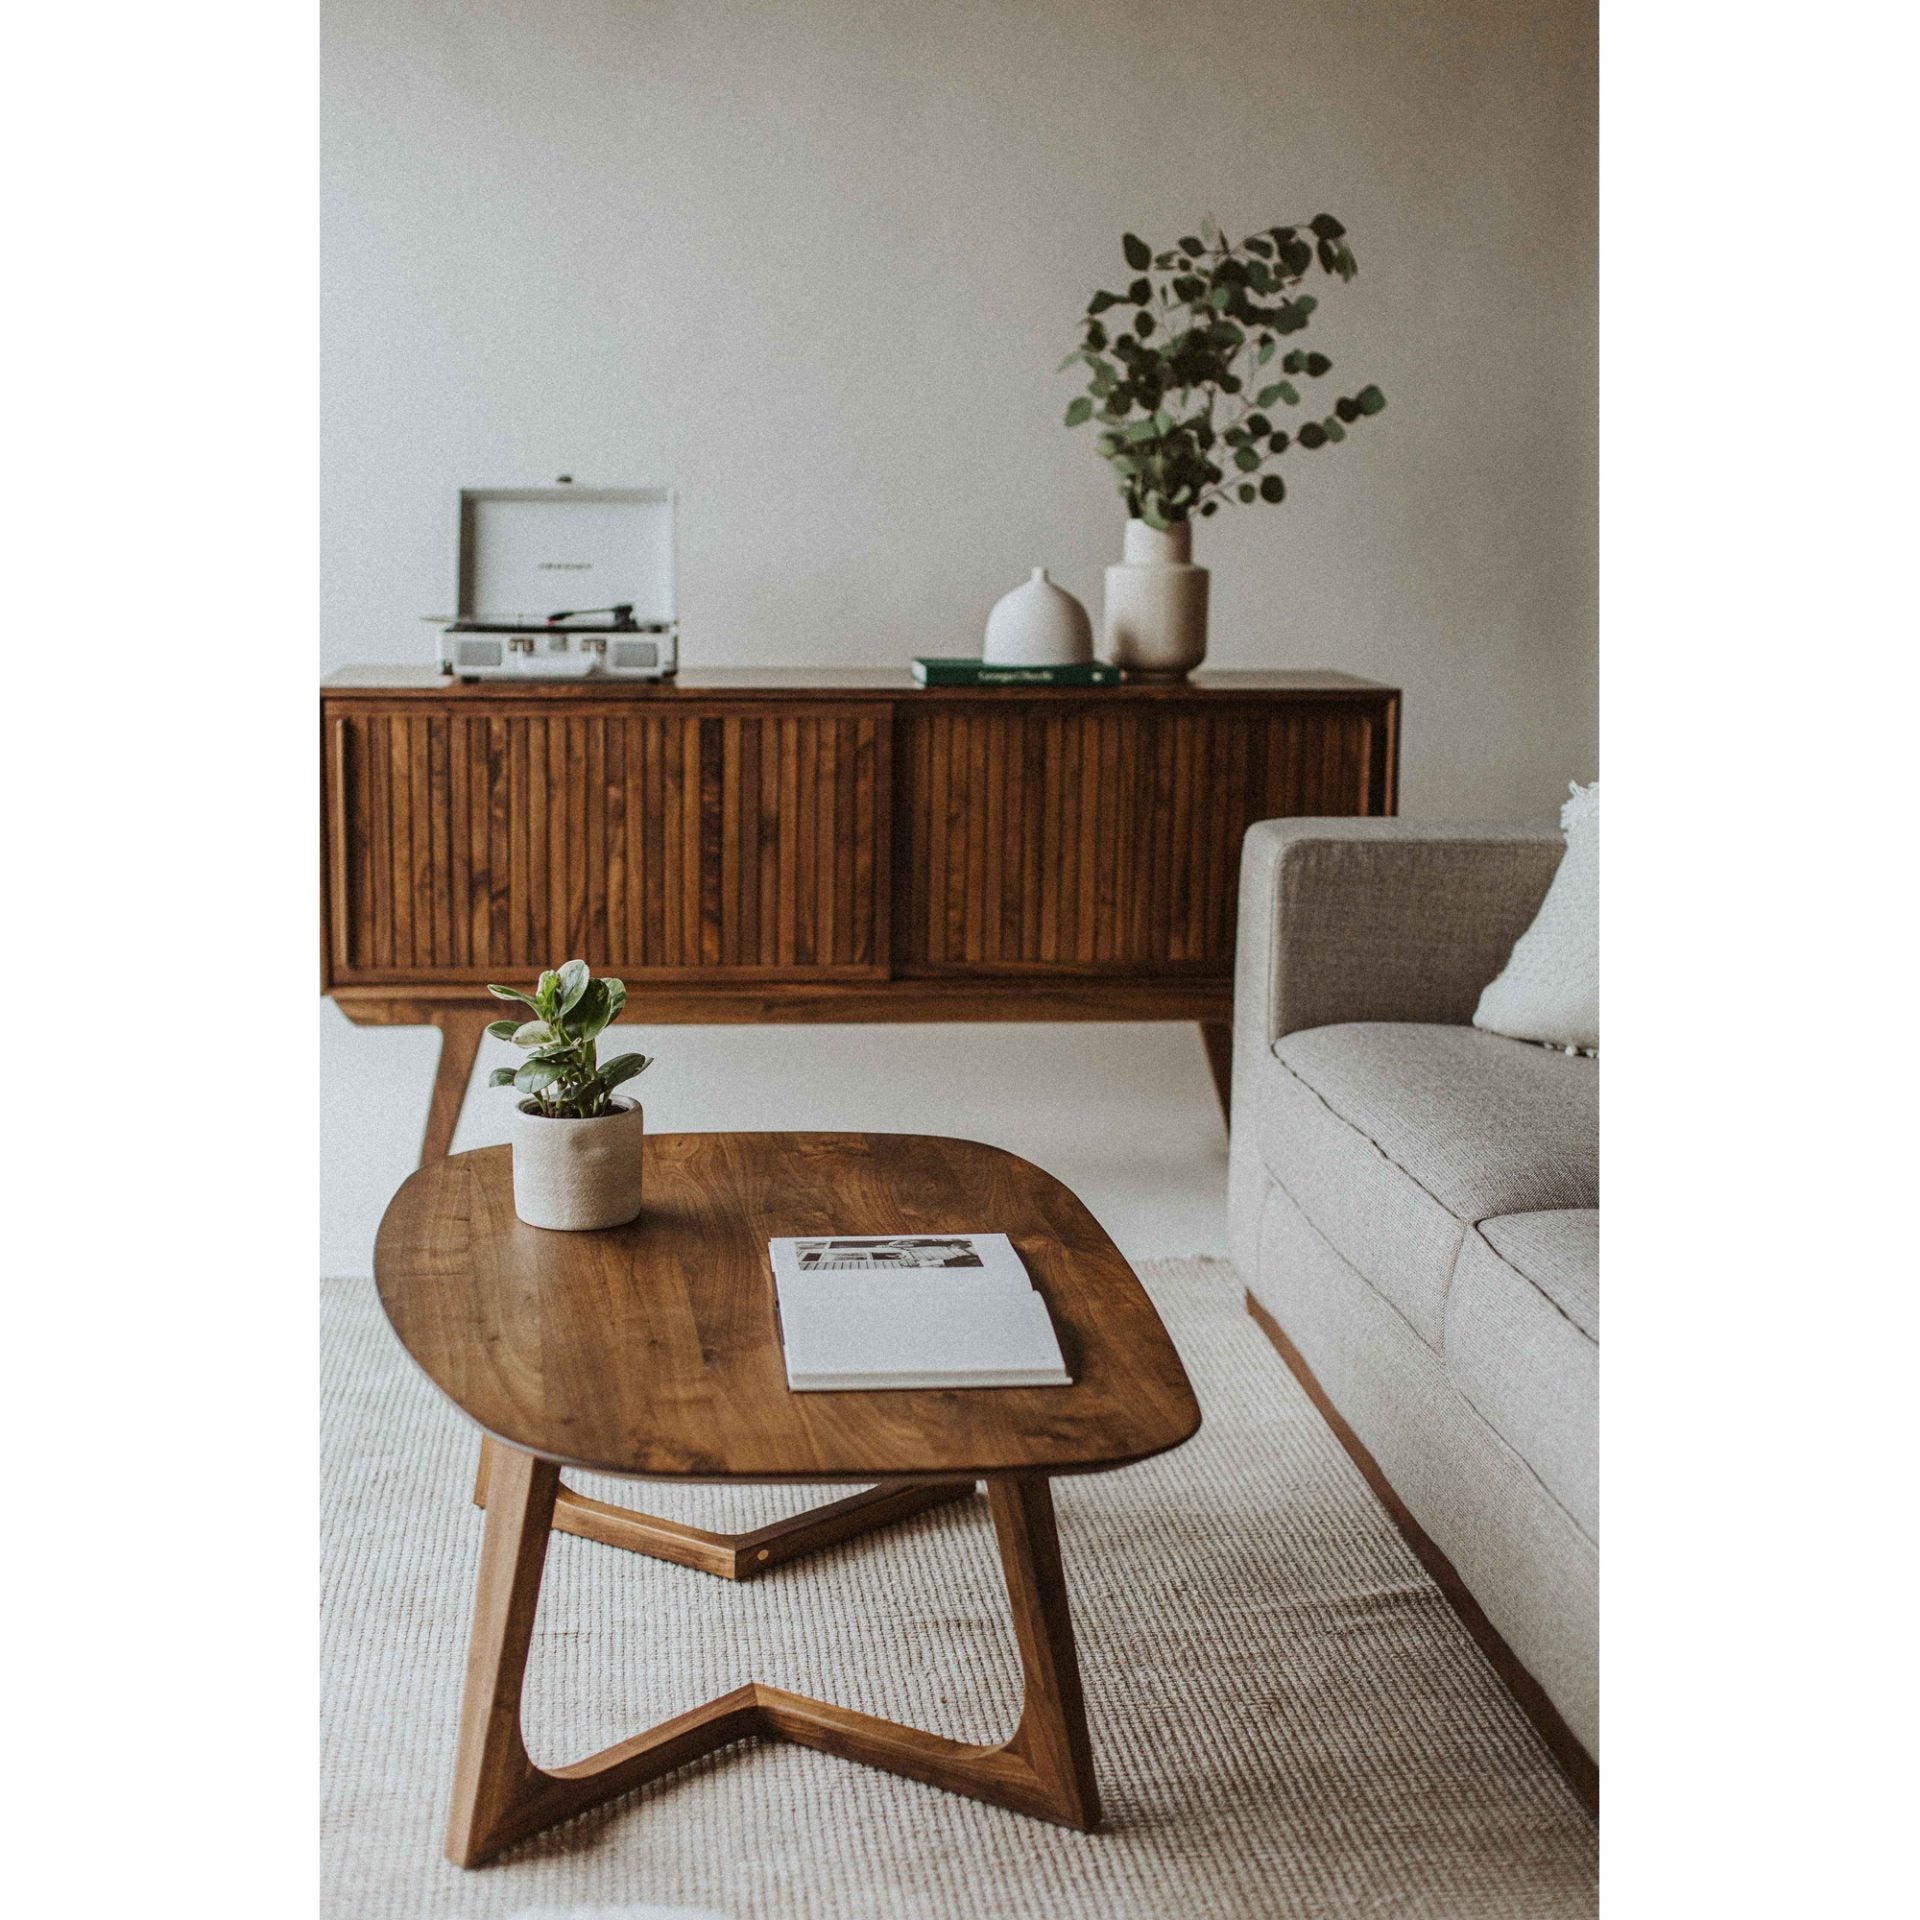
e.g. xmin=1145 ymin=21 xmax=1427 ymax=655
xmin=327 ymin=706 xmax=887 ymax=982
xmin=896 ymin=703 xmax=1380 ymax=972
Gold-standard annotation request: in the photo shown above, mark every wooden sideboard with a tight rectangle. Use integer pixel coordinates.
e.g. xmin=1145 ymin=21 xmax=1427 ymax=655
xmin=322 ymin=666 xmax=1399 ymax=1160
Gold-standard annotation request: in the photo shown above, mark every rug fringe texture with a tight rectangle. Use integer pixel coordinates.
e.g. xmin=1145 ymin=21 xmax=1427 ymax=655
xmin=322 ymin=1257 xmax=1596 ymax=1917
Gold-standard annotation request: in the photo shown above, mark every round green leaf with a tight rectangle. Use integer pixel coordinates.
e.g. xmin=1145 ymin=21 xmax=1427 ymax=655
xmin=1234 ymin=446 xmax=1260 ymax=472
xmin=554 ymin=960 xmax=590 ymax=1016
xmin=1237 ymin=482 xmax=1256 ymax=503
xmin=1128 ymin=278 xmax=1151 ymax=304
xmin=1064 ymin=396 xmax=1093 ymax=426
xmin=1123 ymin=232 xmax=1152 ymax=271
xmin=1356 ymin=384 xmax=1387 ymax=415
xmin=1260 ymin=474 xmax=1286 ymax=503
xmin=1299 ymin=423 xmax=1328 ymax=449
xmin=1305 ymin=352 xmax=1331 ymax=377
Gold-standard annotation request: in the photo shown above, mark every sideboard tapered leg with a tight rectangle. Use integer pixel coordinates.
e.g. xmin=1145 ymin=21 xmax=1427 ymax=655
xmin=422 ymin=1008 xmax=490 ymax=1166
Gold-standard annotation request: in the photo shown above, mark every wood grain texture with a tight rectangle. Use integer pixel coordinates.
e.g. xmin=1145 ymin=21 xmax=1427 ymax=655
xmin=374 ymin=1132 xmax=1200 ymax=1481
xmin=335 ymin=976 xmax=1235 ymax=1026
xmin=444 ymin=1449 xmax=1104 ymax=1865
xmin=893 ymin=700 xmax=1379 ymax=974
xmin=324 ymin=703 xmax=891 ymax=985
xmin=471 ymin=1441 xmax=976 ymax=1581
xmin=420 ymin=1007 xmax=491 ymax=1165
xmin=322 ymin=678 xmax=1396 ymax=1016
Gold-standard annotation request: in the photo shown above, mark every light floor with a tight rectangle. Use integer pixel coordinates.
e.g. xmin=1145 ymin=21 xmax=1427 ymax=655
xmin=321 ymin=1003 xmax=1230 ymax=1274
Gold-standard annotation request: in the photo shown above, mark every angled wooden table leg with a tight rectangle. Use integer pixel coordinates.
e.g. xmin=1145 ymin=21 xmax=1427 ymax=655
xmin=447 ymin=1443 xmax=765 ymax=1867
xmin=754 ymin=1473 xmax=1101 ymax=1829
xmin=447 ymin=1457 xmax=1099 ymax=1865
xmin=472 ymin=1434 xmax=974 ymax=1582
xmin=421 ymin=1008 xmax=490 ymax=1167
xmin=988 ymin=1474 xmax=1101 ymax=1827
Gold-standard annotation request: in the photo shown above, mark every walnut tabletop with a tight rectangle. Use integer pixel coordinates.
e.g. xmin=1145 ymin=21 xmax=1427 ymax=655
xmin=374 ymin=1130 xmax=1200 ymax=1484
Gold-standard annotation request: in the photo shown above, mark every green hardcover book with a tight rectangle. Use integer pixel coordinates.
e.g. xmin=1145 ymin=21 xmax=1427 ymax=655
xmin=912 ymin=657 xmax=1122 ymax=687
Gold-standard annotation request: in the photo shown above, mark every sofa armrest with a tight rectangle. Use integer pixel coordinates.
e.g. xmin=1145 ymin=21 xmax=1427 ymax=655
xmin=1225 ymin=815 xmax=1565 ymax=1284
xmin=1233 ymin=815 xmax=1565 ymax=1059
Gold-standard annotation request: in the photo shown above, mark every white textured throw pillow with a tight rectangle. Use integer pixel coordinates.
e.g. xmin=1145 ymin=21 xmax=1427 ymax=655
xmin=1473 ymin=781 xmax=1598 ymax=1052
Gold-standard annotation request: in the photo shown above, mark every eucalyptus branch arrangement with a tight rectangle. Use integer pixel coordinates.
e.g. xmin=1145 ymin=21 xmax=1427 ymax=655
xmin=1061 ymin=214 xmax=1385 ymax=529
xmin=485 ymin=960 xmax=652 ymax=1119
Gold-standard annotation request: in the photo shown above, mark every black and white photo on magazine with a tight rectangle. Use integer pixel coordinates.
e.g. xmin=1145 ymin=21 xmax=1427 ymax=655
xmin=793 ymin=1235 xmax=986 ymax=1272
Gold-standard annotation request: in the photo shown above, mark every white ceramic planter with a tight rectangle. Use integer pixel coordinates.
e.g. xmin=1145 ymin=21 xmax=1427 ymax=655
xmin=1102 ymin=519 xmax=1210 ymax=680
xmin=509 ymin=1098 xmax=645 ymax=1231
xmin=983 ymin=567 xmax=1094 ymax=665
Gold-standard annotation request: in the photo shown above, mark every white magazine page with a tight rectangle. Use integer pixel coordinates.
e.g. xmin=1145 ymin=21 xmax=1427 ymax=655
xmin=768 ymin=1232 xmax=1031 ymax=1286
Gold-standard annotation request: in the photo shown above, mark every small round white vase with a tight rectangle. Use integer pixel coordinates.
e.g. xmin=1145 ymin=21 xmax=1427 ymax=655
xmin=1102 ymin=520 xmax=1210 ymax=680
xmin=983 ymin=567 xmax=1094 ymax=666
xmin=509 ymin=1098 xmax=645 ymax=1231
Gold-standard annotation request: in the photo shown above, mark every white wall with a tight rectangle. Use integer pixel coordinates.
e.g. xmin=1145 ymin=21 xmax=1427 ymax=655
xmin=322 ymin=0 xmax=1595 ymax=816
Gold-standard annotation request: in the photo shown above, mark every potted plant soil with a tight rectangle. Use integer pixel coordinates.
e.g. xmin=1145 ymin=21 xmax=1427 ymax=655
xmin=486 ymin=960 xmax=653 ymax=1231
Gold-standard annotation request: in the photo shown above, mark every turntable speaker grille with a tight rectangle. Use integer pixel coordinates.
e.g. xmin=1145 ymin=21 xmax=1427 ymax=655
xmin=611 ymin=639 xmax=660 ymax=671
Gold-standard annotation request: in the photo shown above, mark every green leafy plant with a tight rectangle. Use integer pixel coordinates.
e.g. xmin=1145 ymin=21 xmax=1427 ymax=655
xmin=485 ymin=960 xmax=652 ymax=1118
xmin=1060 ymin=213 xmax=1385 ymax=528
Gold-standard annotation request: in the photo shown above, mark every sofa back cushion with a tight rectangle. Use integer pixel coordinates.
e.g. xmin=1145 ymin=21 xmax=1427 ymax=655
xmin=1474 ymin=782 xmax=1598 ymax=1053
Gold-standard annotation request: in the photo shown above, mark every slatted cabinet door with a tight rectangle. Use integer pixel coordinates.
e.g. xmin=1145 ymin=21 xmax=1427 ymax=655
xmin=325 ymin=703 xmax=891 ymax=984
xmin=894 ymin=698 xmax=1389 ymax=974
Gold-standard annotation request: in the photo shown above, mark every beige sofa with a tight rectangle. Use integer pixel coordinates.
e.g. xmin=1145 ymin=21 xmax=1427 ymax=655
xmin=1228 ymin=817 xmax=1598 ymax=1761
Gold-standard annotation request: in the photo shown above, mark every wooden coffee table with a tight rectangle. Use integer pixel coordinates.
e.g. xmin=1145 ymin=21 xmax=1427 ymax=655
xmin=374 ymin=1131 xmax=1200 ymax=1867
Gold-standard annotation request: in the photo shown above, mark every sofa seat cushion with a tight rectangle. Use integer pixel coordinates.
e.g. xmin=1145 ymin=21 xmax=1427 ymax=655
xmin=1256 ymin=1023 xmax=1598 ymax=1349
xmin=1481 ymin=1208 xmax=1599 ymax=1339
xmin=1446 ymin=1210 xmax=1599 ymax=1541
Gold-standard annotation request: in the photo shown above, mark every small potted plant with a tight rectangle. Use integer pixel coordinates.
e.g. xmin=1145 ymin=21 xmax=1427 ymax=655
xmin=486 ymin=960 xmax=653 ymax=1231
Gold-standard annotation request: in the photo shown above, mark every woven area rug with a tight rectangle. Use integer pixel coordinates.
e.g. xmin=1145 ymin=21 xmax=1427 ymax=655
xmin=322 ymin=1259 xmax=1596 ymax=1918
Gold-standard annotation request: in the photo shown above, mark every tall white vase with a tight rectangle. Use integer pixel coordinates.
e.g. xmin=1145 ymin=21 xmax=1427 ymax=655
xmin=1102 ymin=519 xmax=1210 ymax=680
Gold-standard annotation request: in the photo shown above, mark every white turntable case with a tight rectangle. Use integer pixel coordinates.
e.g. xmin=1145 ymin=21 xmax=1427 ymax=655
xmin=440 ymin=485 xmax=678 ymax=680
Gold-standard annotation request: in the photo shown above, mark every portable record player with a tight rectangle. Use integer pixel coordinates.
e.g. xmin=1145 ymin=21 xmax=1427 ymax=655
xmin=435 ymin=483 xmax=679 ymax=680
